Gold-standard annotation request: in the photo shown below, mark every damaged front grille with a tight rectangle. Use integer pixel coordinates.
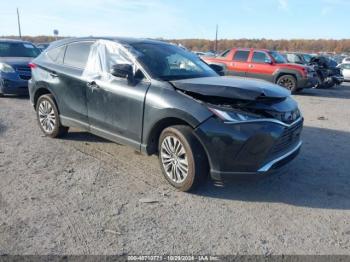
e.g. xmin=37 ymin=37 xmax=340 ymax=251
xmin=265 ymin=109 xmax=301 ymax=124
xmin=270 ymin=120 xmax=303 ymax=157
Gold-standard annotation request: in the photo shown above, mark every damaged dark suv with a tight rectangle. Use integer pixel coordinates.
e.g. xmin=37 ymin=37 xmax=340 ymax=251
xmin=29 ymin=37 xmax=303 ymax=191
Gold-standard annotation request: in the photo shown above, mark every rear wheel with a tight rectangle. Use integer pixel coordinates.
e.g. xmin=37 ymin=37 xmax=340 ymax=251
xmin=36 ymin=94 xmax=69 ymax=138
xmin=277 ymin=75 xmax=298 ymax=93
xmin=158 ymin=125 xmax=208 ymax=192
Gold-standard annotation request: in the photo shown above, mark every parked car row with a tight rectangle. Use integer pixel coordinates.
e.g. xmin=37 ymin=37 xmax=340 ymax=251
xmin=202 ymin=48 xmax=319 ymax=93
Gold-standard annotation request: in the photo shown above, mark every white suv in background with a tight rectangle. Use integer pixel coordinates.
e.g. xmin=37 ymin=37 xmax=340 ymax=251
xmin=342 ymin=57 xmax=350 ymax=64
xmin=338 ymin=63 xmax=350 ymax=81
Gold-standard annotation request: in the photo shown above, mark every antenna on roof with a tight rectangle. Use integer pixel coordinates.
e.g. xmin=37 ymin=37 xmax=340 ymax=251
xmin=16 ymin=8 xmax=22 ymax=39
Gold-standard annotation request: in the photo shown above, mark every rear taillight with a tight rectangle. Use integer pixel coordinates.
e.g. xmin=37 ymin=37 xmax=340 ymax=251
xmin=28 ymin=62 xmax=37 ymax=69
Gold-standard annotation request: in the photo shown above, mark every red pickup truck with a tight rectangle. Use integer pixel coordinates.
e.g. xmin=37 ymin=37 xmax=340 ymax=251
xmin=202 ymin=48 xmax=318 ymax=92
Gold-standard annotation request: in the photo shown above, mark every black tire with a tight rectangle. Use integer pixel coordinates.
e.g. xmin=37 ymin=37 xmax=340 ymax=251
xmin=36 ymin=94 xmax=69 ymax=138
xmin=277 ymin=75 xmax=298 ymax=93
xmin=158 ymin=125 xmax=208 ymax=192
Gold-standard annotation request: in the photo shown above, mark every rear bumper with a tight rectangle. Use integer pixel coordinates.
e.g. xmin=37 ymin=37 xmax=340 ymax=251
xmin=0 ymin=77 xmax=29 ymax=95
xmin=194 ymin=117 xmax=303 ymax=180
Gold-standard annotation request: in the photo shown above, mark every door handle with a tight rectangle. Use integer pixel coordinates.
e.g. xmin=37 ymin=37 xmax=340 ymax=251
xmin=87 ymin=81 xmax=99 ymax=89
xmin=50 ymin=72 xmax=58 ymax=77
xmin=248 ymin=64 xmax=254 ymax=68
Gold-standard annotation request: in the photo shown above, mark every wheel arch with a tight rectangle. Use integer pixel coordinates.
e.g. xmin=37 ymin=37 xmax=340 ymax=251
xmin=273 ymin=68 xmax=304 ymax=83
xmin=144 ymin=117 xmax=192 ymax=155
xmin=33 ymin=87 xmax=54 ymax=108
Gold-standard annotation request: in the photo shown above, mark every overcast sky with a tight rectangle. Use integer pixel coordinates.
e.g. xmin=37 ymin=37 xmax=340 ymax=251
xmin=1 ymin=0 xmax=349 ymax=39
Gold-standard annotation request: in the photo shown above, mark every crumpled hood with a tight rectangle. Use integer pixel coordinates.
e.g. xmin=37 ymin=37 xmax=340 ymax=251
xmin=171 ymin=76 xmax=290 ymax=101
xmin=0 ymin=57 xmax=33 ymax=67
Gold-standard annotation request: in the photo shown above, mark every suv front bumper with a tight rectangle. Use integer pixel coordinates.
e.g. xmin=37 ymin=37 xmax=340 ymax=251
xmin=194 ymin=117 xmax=303 ymax=180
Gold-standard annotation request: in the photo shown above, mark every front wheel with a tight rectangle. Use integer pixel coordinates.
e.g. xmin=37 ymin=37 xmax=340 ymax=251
xmin=158 ymin=125 xmax=208 ymax=192
xmin=36 ymin=94 xmax=69 ymax=138
xmin=277 ymin=75 xmax=298 ymax=93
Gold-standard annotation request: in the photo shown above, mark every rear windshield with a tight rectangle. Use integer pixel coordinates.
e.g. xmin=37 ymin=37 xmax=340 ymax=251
xmin=0 ymin=42 xmax=41 ymax=57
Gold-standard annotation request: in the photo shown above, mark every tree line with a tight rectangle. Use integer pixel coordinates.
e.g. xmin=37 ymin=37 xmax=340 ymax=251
xmin=2 ymin=35 xmax=350 ymax=53
xmin=168 ymin=39 xmax=350 ymax=54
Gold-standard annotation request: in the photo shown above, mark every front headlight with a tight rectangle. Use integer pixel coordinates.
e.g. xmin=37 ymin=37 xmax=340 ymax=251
xmin=208 ymin=107 xmax=260 ymax=122
xmin=0 ymin=63 xmax=15 ymax=73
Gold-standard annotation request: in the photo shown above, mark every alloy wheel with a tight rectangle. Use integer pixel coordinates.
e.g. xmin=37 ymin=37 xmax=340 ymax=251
xmin=278 ymin=78 xmax=295 ymax=90
xmin=160 ymin=135 xmax=189 ymax=183
xmin=38 ymin=100 xmax=56 ymax=133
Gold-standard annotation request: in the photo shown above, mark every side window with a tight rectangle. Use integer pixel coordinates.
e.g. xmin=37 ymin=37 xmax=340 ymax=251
xmin=252 ymin=52 xmax=269 ymax=63
xmin=233 ymin=50 xmax=250 ymax=62
xmin=46 ymin=45 xmax=66 ymax=64
xmin=64 ymin=42 xmax=93 ymax=69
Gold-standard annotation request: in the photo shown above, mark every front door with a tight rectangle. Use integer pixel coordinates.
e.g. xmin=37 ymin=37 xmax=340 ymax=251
xmin=84 ymin=42 xmax=151 ymax=149
xmin=86 ymin=75 xmax=150 ymax=149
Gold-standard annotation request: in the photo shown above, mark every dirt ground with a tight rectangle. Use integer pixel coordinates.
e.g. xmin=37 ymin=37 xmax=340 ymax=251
xmin=0 ymin=83 xmax=350 ymax=255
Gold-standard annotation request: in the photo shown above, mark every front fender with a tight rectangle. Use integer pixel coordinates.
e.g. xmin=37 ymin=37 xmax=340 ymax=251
xmin=142 ymin=81 xmax=213 ymax=150
xmin=273 ymin=68 xmax=303 ymax=82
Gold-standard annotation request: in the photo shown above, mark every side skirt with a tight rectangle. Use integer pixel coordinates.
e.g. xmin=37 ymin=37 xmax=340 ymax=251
xmin=60 ymin=115 xmax=141 ymax=151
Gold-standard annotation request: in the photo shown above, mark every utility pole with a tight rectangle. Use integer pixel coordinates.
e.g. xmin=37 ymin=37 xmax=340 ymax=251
xmin=215 ymin=24 xmax=218 ymax=53
xmin=17 ymin=8 xmax=22 ymax=39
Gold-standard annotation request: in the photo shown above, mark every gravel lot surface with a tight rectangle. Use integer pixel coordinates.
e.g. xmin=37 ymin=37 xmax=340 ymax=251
xmin=0 ymin=84 xmax=350 ymax=255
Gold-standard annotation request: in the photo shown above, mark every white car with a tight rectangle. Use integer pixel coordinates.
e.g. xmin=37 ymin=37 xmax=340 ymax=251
xmin=338 ymin=63 xmax=350 ymax=81
xmin=342 ymin=57 xmax=350 ymax=64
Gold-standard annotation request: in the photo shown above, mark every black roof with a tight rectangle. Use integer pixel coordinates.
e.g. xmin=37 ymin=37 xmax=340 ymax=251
xmin=48 ymin=37 xmax=169 ymax=49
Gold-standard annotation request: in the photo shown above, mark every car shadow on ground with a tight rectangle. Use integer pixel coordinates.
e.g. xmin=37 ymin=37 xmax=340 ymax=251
xmin=295 ymin=84 xmax=350 ymax=99
xmin=196 ymin=126 xmax=350 ymax=210
xmin=0 ymin=94 xmax=29 ymax=100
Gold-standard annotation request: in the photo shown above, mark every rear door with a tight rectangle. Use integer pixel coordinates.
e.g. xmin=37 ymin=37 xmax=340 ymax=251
xmin=226 ymin=50 xmax=250 ymax=77
xmin=246 ymin=51 xmax=275 ymax=82
xmin=50 ymin=41 xmax=93 ymax=126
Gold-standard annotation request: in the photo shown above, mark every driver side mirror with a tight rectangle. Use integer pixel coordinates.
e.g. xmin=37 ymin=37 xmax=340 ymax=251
xmin=110 ymin=64 xmax=133 ymax=78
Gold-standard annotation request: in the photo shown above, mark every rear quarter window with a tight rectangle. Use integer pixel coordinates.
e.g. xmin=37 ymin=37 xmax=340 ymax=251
xmin=233 ymin=50 xmax=250 ymax=62
xmin=46 ymin=45 xmax=66 ymax=64
xmin=63 ymin=41 xmax=93 ymax=69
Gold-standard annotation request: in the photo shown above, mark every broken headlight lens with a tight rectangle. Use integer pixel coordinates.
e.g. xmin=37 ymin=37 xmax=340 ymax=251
xmin=209 ymin=107 xmax=260 ymax=122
